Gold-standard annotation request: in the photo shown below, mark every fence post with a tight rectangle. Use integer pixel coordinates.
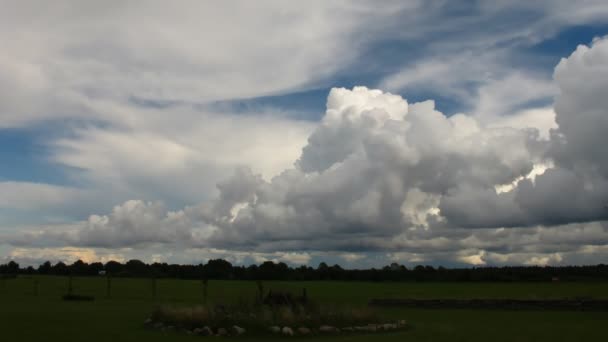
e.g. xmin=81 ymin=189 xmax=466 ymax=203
xmin=151 ymin=277 xmax=157 ymax=299
xmin=67 ymin=275 xmax=73 ymax=296
xmin=256 ymin=280 xmax=264 ymax=302
xmin=202 ymin=278 xmax=208 ymax=305
xmin=106 ymin=275 xmax=112 ymax=298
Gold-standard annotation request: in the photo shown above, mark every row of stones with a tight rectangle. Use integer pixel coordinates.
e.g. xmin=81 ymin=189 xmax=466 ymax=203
xmin=145 ymin=320 xmax=244 ymax=336
xmin=269 ymin=320 xmax=407 ymax=336
xmin=145 ymin=319 xmax=407 ymax=337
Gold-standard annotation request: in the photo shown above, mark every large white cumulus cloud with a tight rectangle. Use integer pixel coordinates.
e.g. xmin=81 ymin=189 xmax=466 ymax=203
xmin=444 ymin=37 xmax=608 ymax=228
xmin=197 ymin=86 xmax=546 ymax=250
xmin=48 ymin=86 xmax=545 ymax=251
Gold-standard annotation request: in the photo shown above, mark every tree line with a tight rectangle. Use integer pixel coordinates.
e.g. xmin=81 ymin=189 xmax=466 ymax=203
xmin=1 ymin=259 xmax=608 ymax=282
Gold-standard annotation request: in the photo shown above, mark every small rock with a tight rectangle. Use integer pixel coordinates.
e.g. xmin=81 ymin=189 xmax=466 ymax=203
xmin=366 ymin=324 xmax=377 ymax=332
xmin=342 ymin=327 xmax=354 ymax=332
xmin=153 ymin=322 xmax=164 ymax=329
xmin=354 ymin=326 xmax=367 ymax=332
xmin=397 ymin=319 xmax=407 ymax=327
xmin=297 ymin=327 xmax=311 ymax=335
xmin=231 ymin=325 xmax=246 ymax=336
xmin=217 ymin=327 xmax=228 ymax=336
xmin=269 ymin=326 xmax=281 ymax=334
xmin=282 ymin=326 xmax=294 ymax=336
xmin=319 ymin=325 xmax=337 ymax=333
xmin=201 ymin=326 xmax=213 ymax=336
xmin=143 ymin=318 xmax=153 ymax=327
xmin=166 ymin=325 xmax=175 ymax=332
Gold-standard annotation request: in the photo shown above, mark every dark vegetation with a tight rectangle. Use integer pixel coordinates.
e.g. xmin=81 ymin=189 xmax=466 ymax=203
xmin=2 ymin=259 xmax=608 ymax=282
xmin=369 ymin=298 xmax=608 ymax=311
xmin=150 ymin=286 xmax=382 ymax=333
xmin=62 ymin=294 xmax=95 ymax=301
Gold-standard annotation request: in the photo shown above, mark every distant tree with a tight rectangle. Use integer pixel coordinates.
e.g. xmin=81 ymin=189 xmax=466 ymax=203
xmin=6 ymin=260 xmax=19 ymax=274
xmin=104 ymin=260 xmax=123 ymax=275
xmin=38 ymin=261 xmax=52 ymax=274
xmin=89 ymin=262 xmax=104 ymax=275
xmin=125 ymin=259 xmax=148 ymax=276
xmin=204 ymin=259 xmax=233 ymax=279
xmin=70 ymin=260 xmax=89 ymax=275
xmin=52 ymin=262 xmax=68 ymax=275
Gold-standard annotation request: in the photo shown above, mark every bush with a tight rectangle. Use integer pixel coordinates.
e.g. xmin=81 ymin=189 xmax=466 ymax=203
xmin=62 ymin=294 xmax=95 ymax=301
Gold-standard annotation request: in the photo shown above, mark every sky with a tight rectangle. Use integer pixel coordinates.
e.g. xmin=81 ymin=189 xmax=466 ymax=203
xmin=2 ymin=1 xmax=608 ymax=268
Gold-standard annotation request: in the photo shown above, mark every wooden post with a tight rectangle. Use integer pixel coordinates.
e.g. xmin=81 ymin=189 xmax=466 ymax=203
xmin=256 ymin=280 xmax=264 ymax=302
xmin=106 ymin=275 xmax=112 ymax=298
xmin=151 ymin=277 xmax=157 ymax=299
xmin=202 ymin=278 xmax=208 ymax=305
xmin=67 ymin=275 xmax=73 ymax=296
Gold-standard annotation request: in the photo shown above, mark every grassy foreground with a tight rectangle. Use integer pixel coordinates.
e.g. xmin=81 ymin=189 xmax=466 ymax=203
xmin=1 ymin=276 xmax=607 ymax=341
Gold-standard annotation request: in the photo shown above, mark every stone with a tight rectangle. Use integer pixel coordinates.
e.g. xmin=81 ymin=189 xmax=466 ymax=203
xmin=319 ymin=325 xmax=337 ymax=333
xmin=354 ymin=326 xmax=367 ymax=332
xmin=397 ymin=319 xmax=407 ymax=327
xmin=366 ymin=324 xmax=377 ymax=332
xmin=201 ymin=326 xmax=213 ymax=336
xmin=143 ymin=318 xmax=153 ymax=327
xmin=217 ymin=327 xmax=228 ymax=336
xmin=269 ymin=326 xmax=281 ymax=334
xmin=282 ymin=326 xmax=294 ymax=336
xmin=342 ymin=327 xmax=354 ymax=332
xmin=297 ymin=327 xmax=312 ymax=335
xmin=153 ymin=322 xmax=164 ymax=329
xmin=231 ymin=325 xmax=246 ymax=335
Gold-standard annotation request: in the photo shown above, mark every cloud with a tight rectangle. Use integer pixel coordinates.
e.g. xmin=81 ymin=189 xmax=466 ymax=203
xmin=441 ymin=37 xmax=608 ymax=228
xmin=488 ymin=107 xmax=557 ymax=140
xmin=0 ymin=1 xmax=412 ymax=128
xmin=0 ymin=182 xmax=83 ymax=210
xmin=3 ymin=4 xmax=608 ymax=267
xmin=45 ymin=86 xmax=543 ymax=252
xmin=5 ymin=247 xmax=126 ymax=265
xmin=49 ymin=106 xmax=314 ymax=206
xmin=552 ymin=37 xmax=608 ymax=176
xmin=378 ymin=1 xmax=608 ymax=118
xmin=39 ymin=35 xmax=608 ymax=262
xmin=339 ymin=253 xmax=366 ymax=263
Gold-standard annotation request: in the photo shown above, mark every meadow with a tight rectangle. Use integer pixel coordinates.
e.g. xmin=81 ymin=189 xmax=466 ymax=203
xmin=1 ymin=275 xmax=607 ymax=341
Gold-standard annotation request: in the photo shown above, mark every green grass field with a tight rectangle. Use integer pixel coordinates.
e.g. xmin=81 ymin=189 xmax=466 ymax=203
xmin=1 ymin=276 xmax=607 ymax=341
